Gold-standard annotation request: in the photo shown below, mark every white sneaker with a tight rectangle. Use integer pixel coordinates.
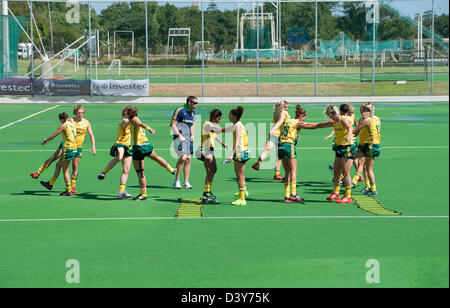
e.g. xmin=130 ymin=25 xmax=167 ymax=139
xmin=182 ymin=182 xmax=193 ymax=189
xmin=173 ymin=181 xmax=182 ymax=189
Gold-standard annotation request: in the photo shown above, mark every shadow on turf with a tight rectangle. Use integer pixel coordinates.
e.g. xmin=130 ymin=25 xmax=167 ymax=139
xmin=128 ymin=185 xmax=173 ymax=190
xmin=13 ymin=190 xmax=55 ymax=197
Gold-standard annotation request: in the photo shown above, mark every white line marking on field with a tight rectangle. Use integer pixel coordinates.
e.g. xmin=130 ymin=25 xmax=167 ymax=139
xmin=0 ymin=215 xmax=447 ymax=223
xmin=0 ymin=105 xmax=59 ymax=130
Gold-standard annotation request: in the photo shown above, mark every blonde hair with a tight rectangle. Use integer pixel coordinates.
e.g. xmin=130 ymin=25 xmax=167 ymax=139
xmin=73 ymin=105 xmax=85 ymax=115
xmin=324 ymin=105 xmax=339 ymax=119
xmin=273 ymin=100 xmax=287 ymax=121
xmin=360 ymin=102 xmax=375 ymax=119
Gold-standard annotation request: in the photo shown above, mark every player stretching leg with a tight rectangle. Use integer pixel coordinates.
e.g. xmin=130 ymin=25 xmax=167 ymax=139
xmin=98 ymin=106 xmax=134 ymax=198
xmin=252 ymin=100 xmax=290 ymax=180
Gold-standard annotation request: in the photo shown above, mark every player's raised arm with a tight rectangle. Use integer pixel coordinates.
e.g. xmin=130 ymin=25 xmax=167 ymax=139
xmin=132 ymin=116 xmax=155 ymax=134
xmin=42 ymin=124 xmax=65 ymax=146
xmin=269 ymin=111 xmax=287 ymax=136
xmin=296 ymin=119 xmax=334 ymax=130
xmin=353 ymin=118 xmax=370 ymax=136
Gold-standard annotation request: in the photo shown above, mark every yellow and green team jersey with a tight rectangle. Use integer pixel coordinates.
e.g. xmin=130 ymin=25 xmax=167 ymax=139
xmin=115 ymin=120 xmax=131 ymax=146
xmin=333 ymin=116 xmax=354 ymax=146
xmin=62 ymin=121 xmax=77 ymax=150
xmin=130 ymin=119 xmax=149 ymax=146
xmin=272 ymin=110 xmax=291 ymax=137
xmin=201 ymin=121 xmax=216 ymax=149
xmin=74 ymin=118 xmax=89 ymax=148
xmin=359 ymin=116 xmax=381 ymax=145
xmin=279 ymin=119 xmax=300 ymax=144
xmin=233 ymin=121 xmax=249 ymax=153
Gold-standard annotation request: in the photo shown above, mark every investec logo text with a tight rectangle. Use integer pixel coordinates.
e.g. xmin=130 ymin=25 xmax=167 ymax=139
xmin=99 ymin=83 xmax=148 ymax=90
xmin=0 ymin=84 xmax=31 ymax=93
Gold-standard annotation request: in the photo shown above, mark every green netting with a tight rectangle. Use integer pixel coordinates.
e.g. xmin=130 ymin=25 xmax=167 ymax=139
xmin=318 ymin=32 xmax=415 ymax=59
xmin=0 ymin=15 xmax=27 ymax=77
xmin=234 ymin=48 xmax=286 ymax=60
xmin=244 ymin=28 xmax=272 ymax=49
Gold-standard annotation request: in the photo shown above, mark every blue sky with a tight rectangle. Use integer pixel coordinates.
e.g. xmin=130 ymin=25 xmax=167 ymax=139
xmin=90 ymin=0 xmax=449 ymax=18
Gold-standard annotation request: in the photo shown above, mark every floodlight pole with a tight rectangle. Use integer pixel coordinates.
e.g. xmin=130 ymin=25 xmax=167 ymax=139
xmin=30 ymin=1 xmax=34 ymax=95
xmin=314 ymin=0 xmax=317 ymax=96
xmin=372 ymin=1 xmax=376 ymax=96
xmin=1 ymin=0 xmax=7 ymax=15
xmin=430 ymin=0 xmax=435 ymax=95
xmin=2 ymin=0 xmax=10 ymax=76
xmin=201 ymin=2 xmax=204 ymax=96
xmin=88 ymin=2 xmax=92 ymax=94
xmin=278 ymin=0 xmax=281 ymax=70
xmin=48 ymin=2 xmax=54 ymax=55
xmin=256 ymin=2 xmax=260 ymax=97
xmin=145 ymin=0 xmax=149 ymax=81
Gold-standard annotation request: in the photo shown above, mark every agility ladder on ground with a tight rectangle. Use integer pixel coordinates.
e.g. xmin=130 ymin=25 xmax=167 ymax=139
xmin=176 ymin=198 xmax=204 ymax=218
xmin=353 ymin=195 xmax=401 ymax=215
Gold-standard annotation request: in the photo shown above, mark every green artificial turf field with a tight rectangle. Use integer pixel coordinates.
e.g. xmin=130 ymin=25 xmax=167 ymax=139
xmin=0 ymin=102 xmax=448 ymax=288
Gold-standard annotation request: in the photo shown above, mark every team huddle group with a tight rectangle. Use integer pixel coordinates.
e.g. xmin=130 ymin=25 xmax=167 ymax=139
xmin=30 ymin=96 xmax=381 ymax=205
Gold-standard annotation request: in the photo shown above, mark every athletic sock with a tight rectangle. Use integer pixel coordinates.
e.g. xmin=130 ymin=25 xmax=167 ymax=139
xmin=49 ymin=177 xmax=58 ymax=186
xmin=119 ymin=184 xmax=126 ymax=193
xmin=365 ymin=178 xmax=371 ymax=187
xmin=239 ymin=188 xmax=246 ymax=200
xmin=345 ymin=186 xmax=352 ymax=198
xmin=284 ymin=182 xmax=290 ymax=199
xmin=275 ymin=170 xmax=281 ymax=177
xmin=140 ymin=189 xmax=147 ymax=197
xmin=204 ymin=182 xmax=211 ymax=193
xmin=37 ymin=163 xmax=49 ymax=175
xmin=290 ymin=182 xmax=297 ymax=196
xmin=166 ymin=165 xmax=174 ymax=174
xmin=71 ymin=176 xmax=77 ymax=188
xmin=370 ymin=184 xmax=377 ymax=192
xmin=333 ymin=183 xmax=340 ymax=195
xmin=352 ymin=173 xmax=361 ymax=185
xmin=65 ymin=183 xmax=72 ymax=192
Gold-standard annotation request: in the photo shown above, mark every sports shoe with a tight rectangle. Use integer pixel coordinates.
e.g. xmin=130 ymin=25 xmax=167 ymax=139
xmin=202 ymin=192 xmax=218 ymax=204
xmin=358 ymin=176 xmax=364 ymax=182
xmin=284 ymin=197 xmax=294 ymax=203
xmin=171 ymin=168 xmax=177 ymax=175
xmin=30 ymin=172 xmax=39 ymax=179
xmin=336 ymin=196 xmax=352 ymax=204
xmin=98 ymin=173 xmax=106 ymax=180
xmin=182 ymin=182 xmax=193 ymax=189
xmin=71 ymin=187 xmax=78 ymax=194
xmin=273 ymin=174 xmax=283 ymax=181
xmin=234 ymin=190 xmax=249 ymax=198
xmin=366 ymin=190 xmax=378 ymax=196
xmin=60 ymin=191 xmax=73 ymax=197
xmin=289 ymin=194 xmax=305 ymax=203
xmin=326 ymin=193 xmax=341 ymax=201
xmin=133 ymin=194 xmax=148 ymax=201
xmin=173 ymin=181 xmax=182 ymax=189
xmin=40 ymin=181 xmax=53 ymax=191
xmin=231 ymin=199 xmax=247 ymax=206
xmin=117 ymin=191 xmax=132 ymax=198
xmin=361 ymin=186 xmax=370 ymax=194
xmin=251 ymin=163 xmax=260 ymax=171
